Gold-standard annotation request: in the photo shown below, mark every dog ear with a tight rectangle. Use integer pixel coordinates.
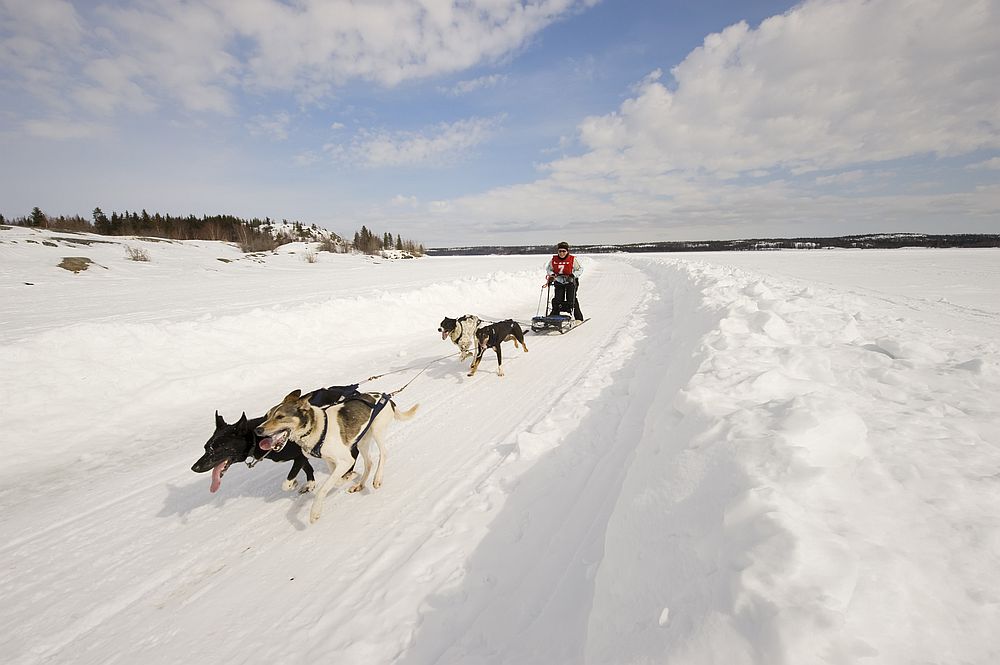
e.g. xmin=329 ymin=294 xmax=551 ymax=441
xmin=237 ymin=412 xmax=248 ymax=429
xmin=215 ymin=410 xmax=225 ymax=428
xmin=282 ymin=389 xmax=301 ymax=403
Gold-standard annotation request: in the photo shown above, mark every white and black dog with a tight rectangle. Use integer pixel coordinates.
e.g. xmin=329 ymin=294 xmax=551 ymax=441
xmin=439 ymin=315 xmax=481 ymax=360
xmin=255 ymin=389 xmax=418 ymax=524
xmin=469 ymin=319 xmax=529 ymax=377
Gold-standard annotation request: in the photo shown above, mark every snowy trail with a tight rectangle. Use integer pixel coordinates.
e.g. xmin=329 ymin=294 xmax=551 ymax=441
xmin=1 ymin=251 xmax=664 ymax=665
xmin=3 ymin=232 xmax=999 ymax=665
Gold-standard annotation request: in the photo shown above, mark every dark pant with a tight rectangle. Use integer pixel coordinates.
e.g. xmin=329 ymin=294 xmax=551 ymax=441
xmin=552 ymin=279 xmax=583 ymax=320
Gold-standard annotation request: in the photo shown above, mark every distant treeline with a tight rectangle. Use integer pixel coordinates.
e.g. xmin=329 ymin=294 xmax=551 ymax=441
xmin=352 ymin=225 xmax=425 ymax=256
xmin=427 ymin=233 xmax=1000 ymax=255
xmin=1 ymin=207 xmax=424 ymax=255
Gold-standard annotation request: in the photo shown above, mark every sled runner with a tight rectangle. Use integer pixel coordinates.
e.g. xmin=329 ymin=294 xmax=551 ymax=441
xmin=531 ymin=314 xmax=588 ymax=334
xmin=531 ymin=282 xmax=588 ymax=334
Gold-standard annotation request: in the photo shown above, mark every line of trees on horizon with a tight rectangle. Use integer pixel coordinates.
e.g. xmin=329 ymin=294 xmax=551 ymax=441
xmin=1 ymin=207 xmax=424 ymax=256
xmin=352 ymin=225 xmax=425 ymax=256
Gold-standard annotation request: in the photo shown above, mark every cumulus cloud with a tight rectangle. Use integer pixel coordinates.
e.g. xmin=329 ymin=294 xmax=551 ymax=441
xmin=569 ymin=0 xmax=1000 ymax=177
xmin=424 ymin=0 xmax=1000 ymax=236
xmin=0 ymin=0 xmax=596 ymax=117
xmin=328 ymin=115 xmax=503 ymax=168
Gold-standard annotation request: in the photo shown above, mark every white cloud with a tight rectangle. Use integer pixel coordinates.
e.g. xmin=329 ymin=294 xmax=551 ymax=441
xmin=424 ymin=0 xmax=1000 ymax=235
xmin=96 ymin=2 xmax=239 ymax=114
xmin=329 ymin=115 xmax=503 ymax=168
xmin=0 ymin=0 xmax=596 ymax=118
xmin=569 ymin=0 xmax=1000 ymax=177
xmin=0 ymin=0 xmax=85 ymax=110
xmin=231 ymin=0 xmax=598 ymax=90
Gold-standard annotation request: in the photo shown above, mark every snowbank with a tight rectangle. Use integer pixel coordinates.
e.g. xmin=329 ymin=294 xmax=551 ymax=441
xmin=586 ymin=257 xmax=1000 ymax=664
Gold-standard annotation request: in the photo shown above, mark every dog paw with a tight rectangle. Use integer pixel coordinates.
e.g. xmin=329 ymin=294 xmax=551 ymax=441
xmin=298 ymin=480 xmax=315 ymax=494
xmin=282 ymin=479 xmax=299 ymax=491
xmin=347 ymin=484 xmax=363 ymax=493
xmin=309 ymin=508 xmax=323 ymax=523
xmin=372 ymin=479 xmax=382 ymax=490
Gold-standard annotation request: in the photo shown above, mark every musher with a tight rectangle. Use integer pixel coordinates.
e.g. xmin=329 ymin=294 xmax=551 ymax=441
xmin=545 ymin=241 xmax=584 ymax=321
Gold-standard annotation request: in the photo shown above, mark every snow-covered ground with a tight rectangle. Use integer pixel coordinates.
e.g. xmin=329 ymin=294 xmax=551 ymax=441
xmin=2 ymin=226 xmax=998 ymax=665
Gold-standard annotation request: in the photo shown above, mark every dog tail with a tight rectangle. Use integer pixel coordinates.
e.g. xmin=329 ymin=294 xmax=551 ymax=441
xmin=393 ymin=403 xmax=420 ymax=421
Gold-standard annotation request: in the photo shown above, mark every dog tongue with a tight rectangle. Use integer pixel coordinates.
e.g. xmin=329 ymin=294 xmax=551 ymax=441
xmin=259 ymin=437 xmax=273 ymax=451
xmin=441 ymin=330 xmax=448 ymax=340
xmin=210 ymin=460 xmax=226 ymax=493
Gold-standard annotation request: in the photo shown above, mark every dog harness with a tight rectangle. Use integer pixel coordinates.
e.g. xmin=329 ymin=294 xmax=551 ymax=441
xmin=310 ymin=389 xmax=393 ymax=459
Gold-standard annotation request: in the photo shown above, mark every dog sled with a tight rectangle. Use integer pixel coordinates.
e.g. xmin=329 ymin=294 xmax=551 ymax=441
xmin=531 ymin=282 xmax=588 ymax=334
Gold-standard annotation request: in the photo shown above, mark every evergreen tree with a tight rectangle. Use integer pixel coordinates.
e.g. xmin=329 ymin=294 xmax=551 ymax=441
xmin=93 ymin=207 xmax=111 ymax=234
xmin=30 ymin=207 xmax=46 ymax=227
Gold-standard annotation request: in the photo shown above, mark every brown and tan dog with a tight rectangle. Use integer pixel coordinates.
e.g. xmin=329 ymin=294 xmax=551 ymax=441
xmin=255 ymin=389 xmax=418 ymax=523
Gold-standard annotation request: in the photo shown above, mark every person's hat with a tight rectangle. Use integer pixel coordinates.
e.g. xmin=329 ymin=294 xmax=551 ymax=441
xmin=556 ymin=241 xmax=570 ymax=250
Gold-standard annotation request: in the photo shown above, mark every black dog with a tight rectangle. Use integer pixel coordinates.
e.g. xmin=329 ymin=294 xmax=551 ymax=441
xmin=191 ymin=412 xmax=318 ymax=494
xmin=468 ymin=319 xmax=529 ymax=377
xmin=191 ymin=386 xmax=361 ymax=494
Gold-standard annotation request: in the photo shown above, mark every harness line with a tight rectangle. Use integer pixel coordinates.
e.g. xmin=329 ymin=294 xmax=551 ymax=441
xmin=361 ymin=351 xmax=459 ymax=384
xmin=472 ymin=315 xmax=535 ymax=329
xmin=309 ymin=351 xmax=454 ymax=458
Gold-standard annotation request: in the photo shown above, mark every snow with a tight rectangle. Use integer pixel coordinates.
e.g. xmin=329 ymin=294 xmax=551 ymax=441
xmin=2 ymin=225 xmax=999 ymax=664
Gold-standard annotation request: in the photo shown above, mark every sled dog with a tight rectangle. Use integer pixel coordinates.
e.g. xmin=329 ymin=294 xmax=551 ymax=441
xmin=191 ymin=386 xmax=364 ymax=495
xmin=469 ymin=319 xmax=528 ymax=377
xmin=255 ymin=389 xmax=419 ymax=523
xmin=439 ymin=315 xmax=482 ymax=360
xmin=191 ymin=412 xmax=321 ymax=494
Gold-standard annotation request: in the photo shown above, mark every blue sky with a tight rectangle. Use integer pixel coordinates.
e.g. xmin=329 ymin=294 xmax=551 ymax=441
xmin=1 ymin=0 xmax=998 ymax=247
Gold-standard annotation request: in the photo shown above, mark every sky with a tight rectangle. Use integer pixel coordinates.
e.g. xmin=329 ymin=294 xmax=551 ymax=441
xmin=1 ymin=0 xmax=999 ymax=247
